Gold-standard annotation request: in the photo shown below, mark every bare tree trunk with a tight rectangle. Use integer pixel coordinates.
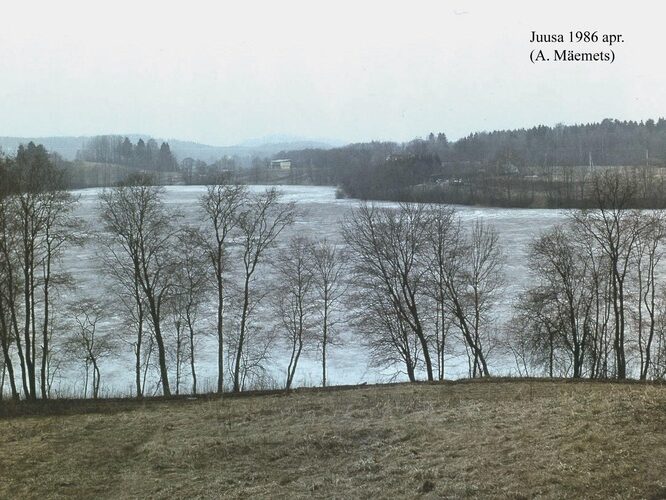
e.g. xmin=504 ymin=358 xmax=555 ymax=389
xmin=187 ymin=312 xmax=197 ymax=394
xmin=0 ymin=299 xmax=19 ymax=400
xmin=149 ymin=300 xmax=171 ymax=396
xmin=405 ymin=357 xmax=416 ymax=382
xmin=216 ymin=272 xmax=224 ymax=393
xmin=135 ymin=310 xmax=144 ymax=398
xmin=92 ymin=360 xmax=100 ymax=399
xmin=175 ymin=321 xmax=182 ymax=396
xmin=233 ymin=276 xmax=251 ymax=393
xmin=322 ymin=301 xmax=328 ymax=388
xmin=40 ymin=246 xmax=52 ymax=399
xmin=642 ymin=257 xmax=657 ymax=380
xmin=30 ymin=255 xmax=37 ymax=396
xmin=23 ymin=239 xmax=35 ymax=399
xmin=286 ymin=334 xmax=303 ymax=390
xmin=611 ymin=270 xmax=626 ymax=379
xmin=1 ymin=245 xmax=29 ymax=398
xmin=142 ymin=334 xmax=154 ymax=397
xmin=84 ymin=361 xmax=89 ymax=398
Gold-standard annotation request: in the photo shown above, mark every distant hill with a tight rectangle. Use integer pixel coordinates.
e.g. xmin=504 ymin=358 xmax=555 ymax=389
xmin=0 ymin=135 xmax=342 ymax=162
xmin=167 ymin=138 xmax=342 ymax=163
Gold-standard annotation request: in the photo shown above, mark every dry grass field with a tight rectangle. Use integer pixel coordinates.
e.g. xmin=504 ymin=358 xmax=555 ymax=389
xmin=2 ymin=379 xmax=666 ymax=499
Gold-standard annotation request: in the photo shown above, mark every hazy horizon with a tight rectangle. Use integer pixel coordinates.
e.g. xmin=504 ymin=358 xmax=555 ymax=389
xmin=5 ymin=116 xmax=666 ymax=151
xmin=1 ymin=1 xmax=664 ymax=146
xmin=0 ymin=132 xmax=343 ymax=149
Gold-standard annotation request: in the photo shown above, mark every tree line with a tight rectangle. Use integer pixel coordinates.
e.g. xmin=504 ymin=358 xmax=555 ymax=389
xmin=76 ymin=136 xmax=178 ymax=172
xmin=275 ymin=119 xmax=666 ymax=208
xmin=3 ymin=145 xmax=666 ymax=401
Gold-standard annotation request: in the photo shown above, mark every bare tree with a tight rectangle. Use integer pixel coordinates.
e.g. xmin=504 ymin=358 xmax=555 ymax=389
xmin=571 ymin=172 xmax=646 ymax=379
xmin=579 ymin=228 xmax=613 ymax=379
xmin=511 ymin=289 xmax=564 ymax=377
xmin=226 ymin=304 xmax=276 ymax=392
xmin=0 ymin=355 xmax=5 ymax=400
xmin=64 ymin=299 xmax=114 ymax=399
xmin=231 ymin=188 xmax=296 ymax=392
xmin=630 ymin=211 xmax=666 ymax=380
xmin=274 ymin=236 xmax=315 ymax=389
xmin=171 ymin=313 xmax=186 ymax=395
xmin=104 ymin=247 xmax=149 ymax=398
xmin=200 ymin=182 xmax=247 ymax=393
xmin=351 ymin=288 xmax=420 ymax=382
xmin=99 ymin=176 xmax=180 ymax=396
xmin=527 ymin=225 xmax=595 ymax=378
xmin=308 ymin=238 xmax=348 ymax=387
xmin=38 ymin=189 xmax=81 ymax=398
xmin=499 ymin=319 xmax=532 ymax=378
xmin=423 ymin=205 xmax=457 ymax=379
xmin=438 ymin=219 xmax=503 ymax=378
xmin=170 ymin=228 xmax=209 ymax=394
xmin=343 ymin=203 xmax=435 ymax=381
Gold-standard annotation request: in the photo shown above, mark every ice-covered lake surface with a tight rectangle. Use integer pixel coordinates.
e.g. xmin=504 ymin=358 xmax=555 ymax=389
xmin=54 ymin=185 xmax=569 ymax=396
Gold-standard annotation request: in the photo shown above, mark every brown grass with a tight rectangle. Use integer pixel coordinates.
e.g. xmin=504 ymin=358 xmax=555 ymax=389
xmin=2 ymin=379 xmax=666 ymax=499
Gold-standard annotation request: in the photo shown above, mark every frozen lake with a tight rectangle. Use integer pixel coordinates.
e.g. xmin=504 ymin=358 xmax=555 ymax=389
xmin=51 ymin=185 xmax=568 ymax=396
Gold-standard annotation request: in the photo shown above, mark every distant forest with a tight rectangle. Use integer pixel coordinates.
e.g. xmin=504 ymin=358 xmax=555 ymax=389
xmin=278 ymin=118 xmax=666 ymax=208
xmin=5 ymin=119 xmax=666 ymax=208
xmin=76 ymin=136 xmax=178 ymax=171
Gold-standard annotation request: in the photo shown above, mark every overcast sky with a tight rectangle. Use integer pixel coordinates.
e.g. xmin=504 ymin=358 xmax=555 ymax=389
xmin=1 ymin=1 xmax=663 ymax=146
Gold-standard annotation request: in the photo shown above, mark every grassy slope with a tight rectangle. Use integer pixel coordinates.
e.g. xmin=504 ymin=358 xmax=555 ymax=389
xmin=1 ymin=380 xmax=666 ymax=499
